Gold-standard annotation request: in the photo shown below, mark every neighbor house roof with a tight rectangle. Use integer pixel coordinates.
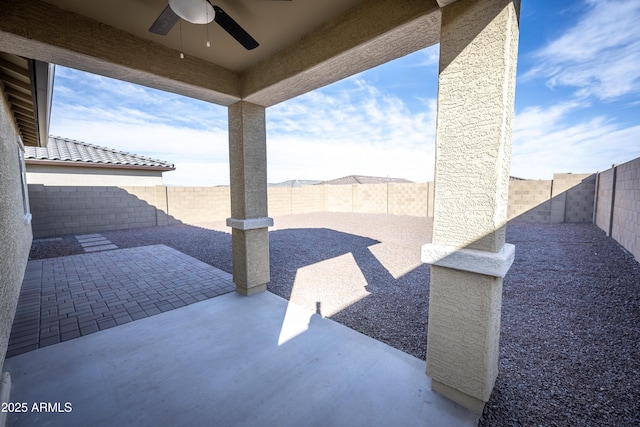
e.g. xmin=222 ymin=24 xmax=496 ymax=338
xmin=321 ymin=175 xmax=414 ymax=185
xmin=24 ymin=136 xmax=175 ymax=171
xmin=269 ymin=179 xmax=323 ymax=188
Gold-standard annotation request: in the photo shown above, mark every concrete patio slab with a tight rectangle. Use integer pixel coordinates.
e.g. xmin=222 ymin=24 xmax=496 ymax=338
xmin=77 ymin=240 xmax=111 ymax=247
xmin=82 ymin=244 xmax=119 ymax=252
xmin=75 ymin=237 xmax=108 ymax=243
xmin=4 ymin=291 xmax=478 ymax=427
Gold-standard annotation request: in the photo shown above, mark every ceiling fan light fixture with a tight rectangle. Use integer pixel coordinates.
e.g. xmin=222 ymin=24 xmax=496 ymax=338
xmin=168 ymin=0 xmax=215 ymax=25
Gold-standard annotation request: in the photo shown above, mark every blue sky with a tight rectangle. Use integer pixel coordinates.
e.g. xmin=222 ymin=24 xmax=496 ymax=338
xmin=49 ymin=0 xmax=640 ymax=186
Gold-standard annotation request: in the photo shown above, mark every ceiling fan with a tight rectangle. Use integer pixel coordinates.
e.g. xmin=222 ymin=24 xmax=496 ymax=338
xmin=149 ymin=0 xmax=290 ymax=51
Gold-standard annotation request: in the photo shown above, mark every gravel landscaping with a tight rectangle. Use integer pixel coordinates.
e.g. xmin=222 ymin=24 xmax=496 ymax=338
xmin=27 ymin=213 xmax=640 ymax=426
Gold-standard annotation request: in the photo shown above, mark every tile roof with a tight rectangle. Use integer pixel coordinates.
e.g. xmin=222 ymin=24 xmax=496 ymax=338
xmin=24 ymin=136 xmax=175 ymax=170
xmin=269 ymin=179 xmax=323 ymax=187
xmin=321 ymin=175 xmax=414 ymax=185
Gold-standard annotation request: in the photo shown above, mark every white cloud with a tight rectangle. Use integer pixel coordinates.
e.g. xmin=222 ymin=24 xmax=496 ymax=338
xmin=267 ymin=80 xmax=437 ymax=183
xmin=163 ymin=161 xmax=230 ymax=186
xmin=528 ymin=0 xmax=640 ymax=100
xmin=52 ymin=67 xmax=227 ymax=131
xmin=415 ymin=44 xmax=440 ymax=68
xmin=50 ymin=66 xmax=232 ymax=185
xmin=50 ymin=115 xmax=229 ymax=184
xmin=50 ymin=67 xmax=437 ymax=186
xmin=512 ymin=101 xmax=640 ymax=179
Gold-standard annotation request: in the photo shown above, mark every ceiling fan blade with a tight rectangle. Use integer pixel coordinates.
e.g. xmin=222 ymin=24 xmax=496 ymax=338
xmin=210 ymin=4 xmax=259 ymax=50
xmin=149 ymin=5 xmax=180 ymax=35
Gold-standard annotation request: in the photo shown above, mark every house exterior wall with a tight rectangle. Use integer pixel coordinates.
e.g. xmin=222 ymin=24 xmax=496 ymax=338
xmin=26 ymin=164 xmax=164 ymax=186
xmin=0 ymin=89 xmax=33 ymax=371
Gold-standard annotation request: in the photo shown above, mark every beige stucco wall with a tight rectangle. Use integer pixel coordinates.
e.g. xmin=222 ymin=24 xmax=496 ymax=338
xmin=26 ymin=164 xmax=165 ymax=186
xmin=425 ymin=0 xmax=520 ymax=411
xmin=0 ymin=88 xmax=33 ymax=371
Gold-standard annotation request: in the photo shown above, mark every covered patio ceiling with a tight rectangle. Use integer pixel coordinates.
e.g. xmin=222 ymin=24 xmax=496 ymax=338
xmin=0 ymin=0 xmax=441 ymax=107
xmin=0 ymin=0 xmax=523 ymax=415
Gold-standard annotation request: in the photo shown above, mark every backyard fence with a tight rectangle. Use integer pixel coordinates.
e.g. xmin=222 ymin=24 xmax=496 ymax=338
xmin=26 ymin=157 xmax=640 ymax=263
xmin=593 ymin=157 xmax=640 ymax=262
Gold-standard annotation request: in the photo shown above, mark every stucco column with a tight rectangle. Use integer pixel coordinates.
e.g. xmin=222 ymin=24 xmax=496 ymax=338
xmin=421 ymin=0 xmax=520 ymax=414
xmin=227 ymin=101 xmax=273 ymax=296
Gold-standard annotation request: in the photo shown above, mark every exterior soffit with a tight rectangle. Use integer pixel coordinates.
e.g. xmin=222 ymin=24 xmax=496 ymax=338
xmin=241 ymin=0 xmax=441 ymax=107
xmin=0 ymin=52 xmax=51 ymax=147
xmin=0 ymin=0 xmax=441 ymax=108
xmin=0 ymin=0 xmax=241 ymax=106
xmin=40 ymin=0 xmax=366 ymax=73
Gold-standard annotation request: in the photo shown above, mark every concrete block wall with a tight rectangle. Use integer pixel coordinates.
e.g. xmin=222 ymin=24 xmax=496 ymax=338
xmin=165 ymin=186 xmax=229 ymax=225
xmin=551 ymin=173 xmax=596 ymax=223
xmin=120 ymin=186 xmax=169 ymax=226
xmin=507 ymin=180 xmax=552 ymax=222
xmin=291 ymin=186 xmax=325 ymax=214
xmin=267 ymin=183 xmax=432 ymax=216
xmin=268 ymin=187 xmax=292 ymax=217
xmin=28 ymin=173 xmax=607 ymax=238
xmin=595 ymin=157 xmax=640 ymax=262
xmin=388 ymin=183 xmax=431 ymax=216
xmin=612 ymin=159 xmax=640 ymax=262
xmin=563 ymin=175 xmax=597 ymax=223
xmin=28 ymin=185 xmax=158 ymax=238
xmin=325 ymin=185 xmax=353 ymax=212
xmin=594 ymin=168 xmax=615 ymax=234
xmin=353 ymin=184 xmax=388 ymax=214
xmin=507 ymin=174 xmax=596 ymax=224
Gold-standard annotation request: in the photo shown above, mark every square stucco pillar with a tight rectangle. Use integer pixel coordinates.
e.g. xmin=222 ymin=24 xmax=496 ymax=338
xmin=227 ymin=101 xmax=273 ymax=296
xmin=421 ymin=0 xmax=520 ymax=415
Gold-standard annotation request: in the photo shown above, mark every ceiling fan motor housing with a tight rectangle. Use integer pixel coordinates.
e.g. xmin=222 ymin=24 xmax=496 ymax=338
xmin=168 ymin=0 xmax=215 ymax=24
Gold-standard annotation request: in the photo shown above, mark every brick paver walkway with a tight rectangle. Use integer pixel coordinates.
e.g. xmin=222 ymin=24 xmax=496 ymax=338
xmin=7 ymin=244 xmax=235 ymax=357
